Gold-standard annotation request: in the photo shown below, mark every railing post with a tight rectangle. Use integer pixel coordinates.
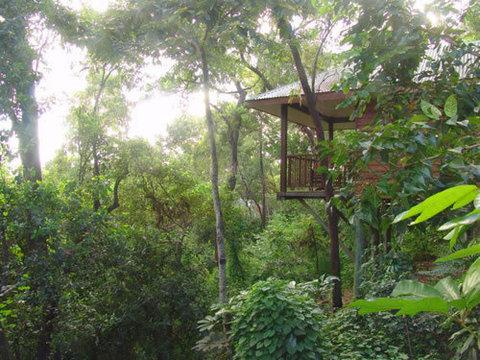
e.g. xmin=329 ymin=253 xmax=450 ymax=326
xmin=280 ymin=105 xmax=288 ymax=193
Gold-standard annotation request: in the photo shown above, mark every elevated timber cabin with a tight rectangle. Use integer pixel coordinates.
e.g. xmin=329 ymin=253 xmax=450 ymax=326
xmin=245 ymin=69 xmax=375 ymax=200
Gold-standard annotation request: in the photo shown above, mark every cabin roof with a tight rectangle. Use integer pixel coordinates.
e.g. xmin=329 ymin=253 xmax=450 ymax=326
xmin=247 ymin=68 xmax=342 ymax=102
xmin=245 ymin=69 xmax=364 ymax=131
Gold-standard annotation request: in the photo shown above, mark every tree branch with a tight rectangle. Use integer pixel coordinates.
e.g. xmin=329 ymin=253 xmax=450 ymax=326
xmin=239 ymin=52 xmax=273 ymax=91
xmin=107 ymin=172 xmax=127 ymax=213
xmin=298 ymin=199 xmax=354 ymax=261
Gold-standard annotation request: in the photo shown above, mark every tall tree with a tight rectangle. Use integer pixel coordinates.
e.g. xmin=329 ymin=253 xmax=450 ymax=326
xmin=0 ymin=1 xmax=43 ymax=182
xmin=104 ymin=0 xmax=258 ymax=303
xmin=270 ymin=0 xmax=346 ymax=308
xmin=0 ymin=2 xmax=53 ymax=357
xmin=67 ymin=61 xmax=130 ymax=212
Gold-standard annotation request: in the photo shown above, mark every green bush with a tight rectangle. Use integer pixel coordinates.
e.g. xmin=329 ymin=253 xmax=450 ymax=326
xmin=244 ymin=211 xmax=330 ymax=282
xmin=320 ymin=308 xmax=448 ymax=360
xmin=400 ymin=226 xmax=447 ymax=261
xmin=230 ymin=279 xmax=323 ymax=359
xmin=360 ymin=251 xmax=413 ymax=297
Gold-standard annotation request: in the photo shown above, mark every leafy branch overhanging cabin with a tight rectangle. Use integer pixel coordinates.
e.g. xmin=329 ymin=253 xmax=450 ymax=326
xmin=246 ymin=69 xmax=377 ymax=200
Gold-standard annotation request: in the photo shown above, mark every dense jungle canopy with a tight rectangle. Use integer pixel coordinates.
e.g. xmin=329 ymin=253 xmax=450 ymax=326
xmin=0 ymin=0 xmax=479 ymax=359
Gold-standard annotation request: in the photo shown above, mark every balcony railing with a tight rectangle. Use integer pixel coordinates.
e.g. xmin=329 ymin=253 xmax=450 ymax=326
xmin=286 ymin=155 xmax=324 ymax=191
xmin=279 ymin=155 xmax=441 ymax=200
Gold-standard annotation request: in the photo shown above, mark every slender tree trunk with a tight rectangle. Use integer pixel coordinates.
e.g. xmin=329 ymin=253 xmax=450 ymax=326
xmin=92 ymin=139 xmax=101 ymax=211
xmin=298 ymin=199 xmax=353 ymax=260
xmin=309 ymin=225 xmax=321 ymax=278
xmin=327 ymin=204 xmax=342 ymax=308
xmin=89 ymin=64 xmax=112 ymax=212
xmin=384 ymin=224 xmax=392 ymax=253
xmin=372 ymin=227 xmax=380 ymax=258
xmin=226 ymin=82 xmax=245 ymax=191
xmin=1 ymin=227 xmax=9 ymax=291
xmin=259 ymin=116 xmax=267 ymax=228
xmin=276 ymin=14 xmax=342 ymax=308
xmin=198 ymin=44 xmax=228 ymax=303
xmin=35 ymin=301 xmax=57 ymax=360
xmin=354 ymin=216 xmax=366 ymax=298
xmin=227 ymin=128 xmax=239 ymax=191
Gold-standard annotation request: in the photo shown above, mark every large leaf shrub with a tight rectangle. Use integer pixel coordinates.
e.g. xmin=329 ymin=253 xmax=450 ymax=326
xmin=230 ymin=279 xmax=323 ymax=359
xmin=196 ymin=278 xmax=331 ymax=359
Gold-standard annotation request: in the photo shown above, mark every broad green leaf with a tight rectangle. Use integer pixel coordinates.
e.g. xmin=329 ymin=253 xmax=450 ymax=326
xmin=392 ymin=280 xmax=442 ymax=298
xmin=444 ymin=225 xmax=466 ymax=249
xmin=395 ymin=297 xmax=449 ymax=315
xmin=465 ymin=288 xmax=480 ymax=310
xmin=350 ymin=298 xmax=411 ymax=314
xmin=410 ymin=114 xmax=429 ymax=122
xmin=393 ymin=209 xmax=415 ymax=224
xmin=393 ymin=185 xmax=478 ymax=224
xmin=446 ymin=115 xmax=458 ymax=125
xmin=436 ymin=244 xmax=480 ymax=263
xmin=421 ymin=100 xmax=442 ymax=120
xmin=438 ymin=210 xmax=480 ymax=231
xmin=452 ymin=189 xmax=479 ymax=209
xmin=444 ymin=95 xmax=458 ymax=118
xmin=462 ymin=257 xmax=480 ymax=295
xmin=350 ymin=297 xmax=449 ymax=316
xmin=434 ymin=277 xmax=461 ymax=300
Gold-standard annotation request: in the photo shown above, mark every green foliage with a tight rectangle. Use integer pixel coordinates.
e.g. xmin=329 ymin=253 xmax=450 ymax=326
xmin=244 ymin=207 xmax=330 ymax=282
xmin=400 ymin=226 xmax=446 ymax=261
xmin=393 ymin=185 xmax=479 ymax=225
xmin=351 ymin=185 xmax=480 ymax=358
xmin=54 ymin=224 xmax=210 ymax=359
xmin=0 ymin=0 xmax=478 ymax=358
xmin=196 ymin=278 xmax=328 ymax=359
xmin=437 ymin=244 xmax=480 ymax=263
xmin=320 ymin=307 xmax=447 ymax=359
xmin=230 ymin=279 xmax=323 ymax=359
xmin=359 ymin=251 xmax=413 ymax=297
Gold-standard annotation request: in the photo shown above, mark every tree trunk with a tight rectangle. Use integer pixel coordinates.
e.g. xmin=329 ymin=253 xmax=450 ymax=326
xmin=384 ymin=224 xmax=392 ymax=253
xmin=35 ymin=302 xmax=57 ymax=360
xmin=353 ymin=216 xmax=366 ymax=298
xmin=14 ymin=76 xmax=55 ymax=360
xmin=372 ymin=227 xmax=380 ymax=258
xmin=15 ymin=82 xmax=42 ymax=183
xmin=259 ymin=116 xmax=267 ymax=228
xmin=198 ymin=44 xmax=228 ymax=304
xmin=92 ymin=139 xmax=101 ymax=211
xmin=226 ymin=82 xmax=246 ymax=191
xmin=298 ymin=199 xmax=353 ymax=261
xmin=276 ymin=14 xmax=342 ymax=308
xmin=327 ymin=204 xmax=342 ymax=308
xmin=227 ymin=122 xmax=239 ymax=191
xmin=90 ymin=64 xmax=112 ymax=212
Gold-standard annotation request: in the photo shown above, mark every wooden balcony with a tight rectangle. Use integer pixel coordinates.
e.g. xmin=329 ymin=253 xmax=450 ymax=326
xmin=278 ymin=156 xmax=441 ymax=200
xmin=278 ymin=155 xmax=327 ymax=199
